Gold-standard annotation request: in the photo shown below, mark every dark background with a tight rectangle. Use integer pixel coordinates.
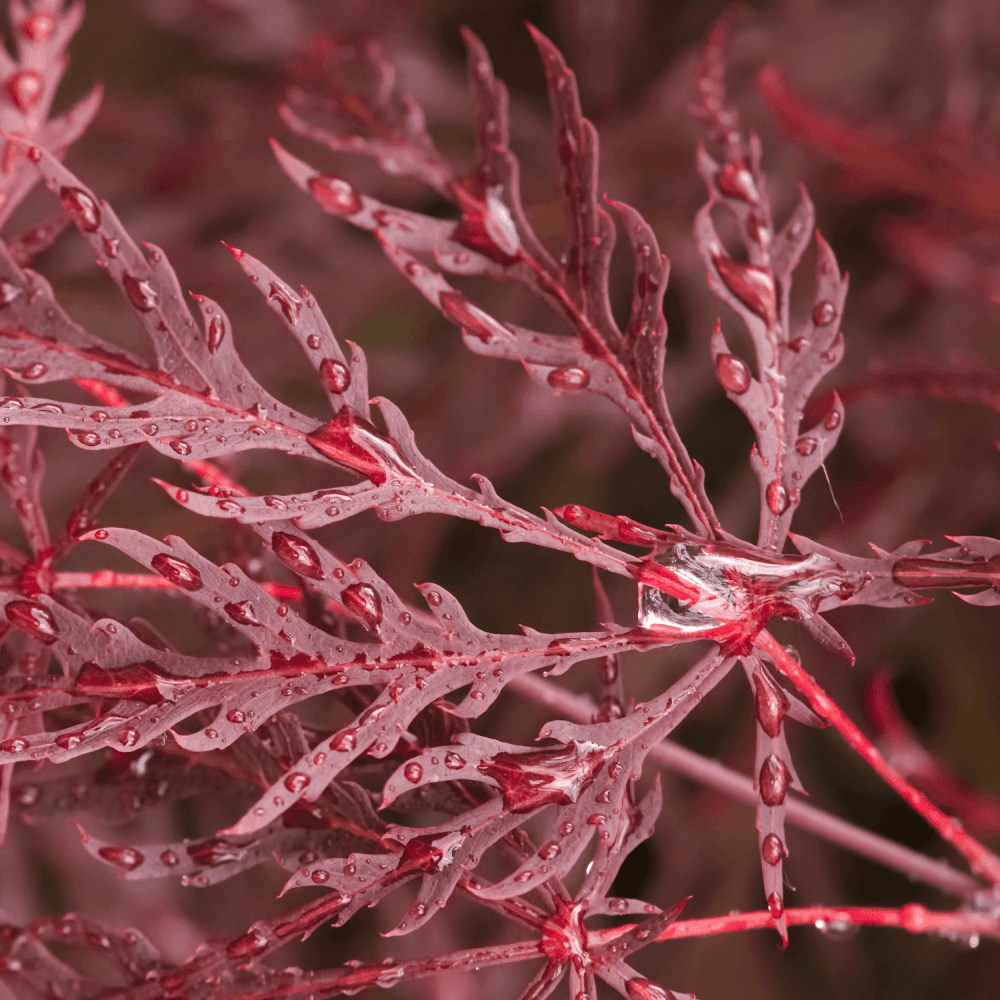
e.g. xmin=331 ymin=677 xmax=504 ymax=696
xmin=2 ymin=0 xmax=1000 ymax=997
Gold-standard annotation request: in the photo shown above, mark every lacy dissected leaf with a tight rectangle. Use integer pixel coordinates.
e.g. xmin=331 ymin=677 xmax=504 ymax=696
xmin=374 ymin=649 xmax=733 ymax=910
xmin=0 ymin=913 xmax=161 ymax=1000
xmin=272 ymin=27 xmax=720 ymax=537
xmin=0 ymin=525 xmax=681 ymax=835
xmin=694 ymin=143 xmax=847 ymax=551
xmin=742 ymin=656 xmax=823 ymax=943
xmin=0 ymin=1 xmax=103 ymax=230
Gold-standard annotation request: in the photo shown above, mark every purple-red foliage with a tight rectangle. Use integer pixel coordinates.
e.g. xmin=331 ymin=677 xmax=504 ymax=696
xmin=1 ymin=3 xmax=1000 ymax=1000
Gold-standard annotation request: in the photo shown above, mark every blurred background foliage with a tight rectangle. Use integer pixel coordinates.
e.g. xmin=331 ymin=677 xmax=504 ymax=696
xmin=2 ymin=0 xmax=1000 ymax=997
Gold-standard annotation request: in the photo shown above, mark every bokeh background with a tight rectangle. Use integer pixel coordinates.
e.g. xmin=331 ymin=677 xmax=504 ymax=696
xmin=2 ymin=0 xmax=1000 ymax=997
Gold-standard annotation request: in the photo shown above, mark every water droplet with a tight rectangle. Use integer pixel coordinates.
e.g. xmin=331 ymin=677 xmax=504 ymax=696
xmin=160 ymin=849 xmax=180 ymax=866
xmin=207 ymin=315 xmax=226 ymax=352
xmin=225 ymin=601 xmax=262 ymax=626
xmin=264 ymin=495 xmax=288 ymax=510
xmin=308 ymin=175 xmax=363 ymax=215
xmin=715 ymin=163 xmax=757 ymax=202
xmin=8 ymin=69 xmax=42 ymax=110
xmin=547 ymin=366 xmax=590 ymax=390
xmin=767 ymin=892 xmax=784 ymax=919
xmin=403 ymin=762 xmax=423 ymax=784
xmin=118 ymin=728 xmax=140 ymax=748
xmin=226 ymin=929 xmax=269 ymax=959
xmin=76 ymin=431 xmax=101 ymax=447
xmin=795 ymin=436 xmax=817 ymax=456
xmin=625 ymin=978 xmax=674 ymax=1000
xmin=311 ymin=868 xmax=330 ymax=884
xmin=227 ymin=709 xmax=246 ymax=724
xmin=60 ymin=186 xmax=101 ymax=232
xmin=21 ymin=362 xmax=46 ymax=379
xmin=716 ymin=353 xmax=751 ymax=393
xmin=151 ymin=552 xmax=203 ymax=591
xmin=169 ymin=439 xmax=192 ymax=456
xmin=766 ymin=480 xmax=789 ymax=515
xmin=5 ymin=599 xmax=59 ymax=644
xmin=272 ymin=532 xmax=325 ymax=580
xmin=426 ymin=590 xmax=443 ymax=607
xmin=98 ymin=845 xmax=144 ymax=871
xmin=56 ymin=732 xmax=82 ymax=750
xmin=759 ymin=754 xmax=791 ymax=806
xmin=319 ymin=358 xmax=351 ymax=394
xmin=444 ymin=751 xmax=466 ymax=770
xmin=761 ymin=833 xmax=786 ymax=866
xmin=812 ymin=300 xmax=837 ymax=326
xmin=22 ymin=13 xmax=55 ymax=40
xmin=754 ymin=669 xmax=790 ymax=738
xmin=123 ymin=273 xmax=158 ymax=312
xmin=0 ymin=282 xmax=21 ymax=306
xmin=284 ymin=772 xmax=311 ymax=793
xmin=824 ymin=409 xmax=842 ymax=431
xmin=341 ymin=582 xmax=382 ymax=629
xmin=332 ymin=730 xmax=356 ymax=753
xmin=0 ymin=737 xmax=28 ymax=753
xmin=559 ymin=821 xmax=574 ymax=836
xmin=713 ymin=256 xmax=776 ymax=328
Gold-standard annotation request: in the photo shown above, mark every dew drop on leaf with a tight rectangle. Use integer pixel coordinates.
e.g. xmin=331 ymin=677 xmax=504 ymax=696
xmin=713 ymin=256 xmax=776 ymax=328
xmin=311 ymin=869 xmax=330 ymax=884
xmin=0 ymin=737 xmax=28 ymax=753
xmin=207 ymin=315 xmax=226 ymax=352
xmin=169 ymin=439 xmax=192 ymax=456
xmin=767 ymin=892 xmax=784 ymax=919
xmin=8 ymin=70 xmax=43 ymax=110
xmin=22 ymin=12 xmax=55 ymax=39
xmin=403 ymin=762 xmax=423 ymax=784
xmin=308 ymin=175 xmax=363 ymax=215
xmin=824 ymin=409 xmax=842 ymax=431
xmin=284 ymin=772 xmax=311 ymax=794
xmin=715 ymin=163 xmax=756 ymax=202
xmin=795 ymin=436 xmax=817 ymax=456
xmin=319 ymin=359 xmax=351 ymax=394
xmin=98 ymin=845 xmax=144 ymax=870
xmin=765 ymin=481 xmax=789 ymax=515
xmin=715 ymin=353 xmax=751 ymax=393
xmin=538 ymin=841 xmax=561 ymax=860
xmin=547 ymin=366 xmax=590 ymax=390
xmin=225 ymin=601 xmax=262 ymax=626
xmin=160 ymin=850 xmax=180 ymax=867
xmin=759 ymin=754 xmax=791 ymax=806
xmin=341 ymin=583 xmax=383 ymax=629
xmin=123 ymin=274 xmax=158 ymax=312
xmin=76 ymin=431 xmax=101 ymax=447
xmin=812 ymin=300 xmax=837 ymax=326
xmin=118 ymin=728 xmax=140 ymax=748
xmin=60 ymin=186 xmax=101 ymax=232
xmin=761 ymin=833 xmax=786 ymax=866
xmin=625 ymin=977 xmax=675 ymax=1000
xmin=21 ymin=362 xmax=46 ymax=379
xmin=227 ymin=709 xmax=246 ymax=724
xmin=444 ymin=752 xmax=465 ymax=770
xmin=5 ymin=600 xmax=59 ymax=644
xmin=272 ymin=532 xmax=325 ymax=580
xmin=56 ymin=733 xmax=82 ymax=750
xmin=151 ymin=553 xmax=204 ymax=591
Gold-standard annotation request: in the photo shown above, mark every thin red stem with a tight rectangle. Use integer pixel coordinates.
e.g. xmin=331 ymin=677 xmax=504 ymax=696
xmin=50 ymin=571 xmax=302 ymax=600
xmin=508 ymin=671 xmax=981 ymax=897
xmin=651 ymin=904 xmax=998 ymax=943
xmin=755 ymin=629 xmax=1000 ymax=884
